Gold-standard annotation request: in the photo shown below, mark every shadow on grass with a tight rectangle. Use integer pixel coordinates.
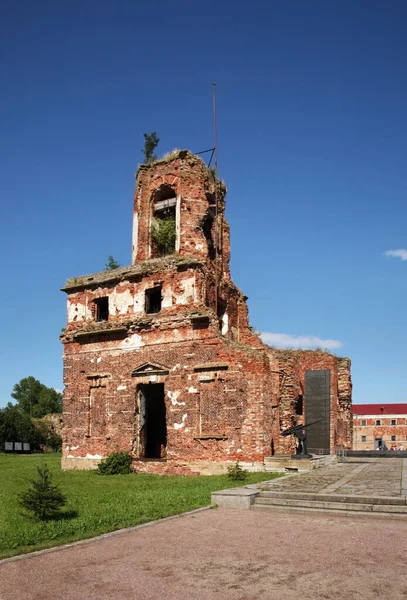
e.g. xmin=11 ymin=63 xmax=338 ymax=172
xmin=19 ymin=509 xmax=79 ymax=523
xmin=55 ymin=509 xmax=79 ymax=521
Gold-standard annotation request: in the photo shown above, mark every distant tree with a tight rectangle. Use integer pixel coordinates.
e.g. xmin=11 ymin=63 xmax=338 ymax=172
xmin=104 ymin=255 xmax=121 ymax=270
xmin=142 ymin=132 xmax=160 ymax=164
xmin=0 ymin=404 xmax=45 ymax=450
xmin=11 ymin=377 xmax=62 ymax=418
xmin=33 ymin=418 xmax=62 ymax=452
xmin=18 ymin=463 xmax=66 ymax=521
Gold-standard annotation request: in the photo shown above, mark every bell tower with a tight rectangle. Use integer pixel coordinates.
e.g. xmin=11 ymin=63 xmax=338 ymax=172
xmin=131 ymin=150 xmax=230 ymax=277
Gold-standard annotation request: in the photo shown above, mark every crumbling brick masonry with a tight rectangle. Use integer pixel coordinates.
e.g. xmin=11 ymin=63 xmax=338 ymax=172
xmin=61 ymin=150 xmax=352 ymax=473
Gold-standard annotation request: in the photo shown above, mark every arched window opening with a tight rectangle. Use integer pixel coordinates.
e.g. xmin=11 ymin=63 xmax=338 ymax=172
xmin=217 ymin=297 xmax=228 ymax=335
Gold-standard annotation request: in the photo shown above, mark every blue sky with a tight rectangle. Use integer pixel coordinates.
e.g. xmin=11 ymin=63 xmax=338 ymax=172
xmin=1 ymin=0 xmax=406 ymax=407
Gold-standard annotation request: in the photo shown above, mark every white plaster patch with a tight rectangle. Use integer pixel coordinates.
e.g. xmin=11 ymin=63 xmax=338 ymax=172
xmin=221 ymin=311 xmax=229 ymax=335
xmin=133 ymin=289 xmax=145 ymax=313
xmin=149 ymin=375 xmax=157 ymax=382
xmin=70 ymin=446 xmax=79 ymax=451
xmin=195 ymin=243 xmax=204 ymax=251
xmin=171 ymin=364 xmax=180 ymax=372
xmin=188 ymin=386 xmax=198 ymax=393
xmin=120 ymin=333 xmax=144 ymax=349
xmin=67 ymin=301 xmax=87 ymax=323
xmin=162 ymin=285 xmax=173 ymax=309
xmin=132 ymin=212 xmax=139 ymax=263
xmin=167 ymin=390 xmax=185 ymax=406
xmin=97 ymin=357 xmax=102 ymax=364
xmin=174 ymin=413 xmax=187 ymax=430
xmin=175 ymin=276 xmax=195 ymax=305
xmin=110 ymin=288 xmax=134 ymax=316
xmin=175 ymin=195 xmax=181 ymax=252
xmin=117 ymin=385 xmax=127 ymax=391
xmin=86 ymin=453 xmax=103 ymax=459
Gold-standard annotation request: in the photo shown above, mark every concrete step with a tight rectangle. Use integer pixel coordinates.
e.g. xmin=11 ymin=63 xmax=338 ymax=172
xmin=253 ymin=495 xmax=407 ymax=515
xmin=252 ymin=503 xmax=407 ymax=519
xmin=258 ymin=490 xmax=407 ymax=506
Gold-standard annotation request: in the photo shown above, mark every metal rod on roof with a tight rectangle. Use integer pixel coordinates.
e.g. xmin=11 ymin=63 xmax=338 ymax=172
xmin=195 ymin=147 xmax=215 ymax=156
xmin=213 ymin=82 xmax=218 ymax=173
xmin=213 ymin=82 xmax=219 ymax=321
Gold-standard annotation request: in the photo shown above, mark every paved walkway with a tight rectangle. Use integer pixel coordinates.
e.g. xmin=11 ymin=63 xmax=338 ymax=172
xmin=1 ymin=507 xmax=407 ymax=600
xmin=1 ymin=457 xmax=407 ymax=600
xmin=264 ymin=456 xmax=407 ymax=497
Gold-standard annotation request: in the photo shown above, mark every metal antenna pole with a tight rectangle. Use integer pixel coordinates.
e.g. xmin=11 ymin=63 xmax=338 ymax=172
xmin=213 ymin=82 xmax=218 ymax=173
xmin=213 ymin=82 xmax=219 ymax=322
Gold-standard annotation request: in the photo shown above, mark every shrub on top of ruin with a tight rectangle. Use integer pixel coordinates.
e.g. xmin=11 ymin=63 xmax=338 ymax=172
xmin=104 ymin=255 xmax=121 ymax=270
xmin=97 ymin=451 xmax=133 ymax=475
xmin=151 ymin=217 xmax=176 ymax=256
xmin=227 ymin=462 xmax=248 ymax=481
xmin=142 ymin=132 xmax=160 ymax=164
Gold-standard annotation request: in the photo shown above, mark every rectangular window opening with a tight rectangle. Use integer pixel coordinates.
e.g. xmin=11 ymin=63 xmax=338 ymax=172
xmin=391 ymin=419 xmax=397 ymax=426
xmin=376 ymin=419 xmax=381 ymax=426
xmin=145 ymin=286 xmax=162 ymax=314
xmin=361 ymin=419 xmax=367 ymax=426
xmin=94 ymin=297 xmax=109 ymax=322
xmin=361 ymin=435 xmax=366 ymax=442
xmin=391 ymin=435 xmax=396 ymax=442
xmin=151 ymin=201 xmax=176 ymax=258
xmin=295 ymin=395 xmax=303 ymax=416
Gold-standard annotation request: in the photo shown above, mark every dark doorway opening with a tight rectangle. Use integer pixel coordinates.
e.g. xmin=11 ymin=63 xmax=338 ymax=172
xmin=375 ymin=437 xmax=383 ymax=450
xmin=139 ymin=383 xmax=167 ymax=458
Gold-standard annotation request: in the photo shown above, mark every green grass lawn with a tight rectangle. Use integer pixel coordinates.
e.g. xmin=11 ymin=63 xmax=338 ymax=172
xmin=0 ymin=453 xmax=281 ymax=559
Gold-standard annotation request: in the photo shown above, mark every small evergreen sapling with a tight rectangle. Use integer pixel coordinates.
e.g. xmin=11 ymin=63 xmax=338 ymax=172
xmin=227 ymin=462 xmax=248 ymax=481
xmin=104 ymin=255 xmax=121 ymax=270
xmin=19 ymin=463 xmax=66 ymax=521
xmin=142 ymin=132 xmax=160 ymax=164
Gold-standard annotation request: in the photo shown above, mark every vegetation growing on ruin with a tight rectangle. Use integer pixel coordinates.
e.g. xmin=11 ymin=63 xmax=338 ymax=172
xmin=151 ymin=217 xmax=176 ymax=256
xmin=142 ymin=132 xmax=160 ymax=164
xmin=0 ymin=453 xmax=282 ymax=559
xmin=104 ymin=255 xmax=121 ymax=270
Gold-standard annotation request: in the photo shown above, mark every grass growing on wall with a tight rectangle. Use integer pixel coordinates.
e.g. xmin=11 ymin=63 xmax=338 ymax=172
xmin=0 ymin=453 xmax=281 ymax=559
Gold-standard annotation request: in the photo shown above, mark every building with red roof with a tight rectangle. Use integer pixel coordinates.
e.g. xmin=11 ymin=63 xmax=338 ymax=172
xmin=353 ymin=404 xmax=407 ymax=450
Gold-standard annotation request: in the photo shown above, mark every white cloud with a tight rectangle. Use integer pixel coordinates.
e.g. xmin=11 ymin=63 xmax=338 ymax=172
xmin=260 ymin=332 xmax=342 ymax=350
xmin=384 ymin=249 xmax=407 ymax=261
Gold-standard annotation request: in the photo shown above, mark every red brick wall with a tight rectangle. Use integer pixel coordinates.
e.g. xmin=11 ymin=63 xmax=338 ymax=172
xmin=61 ymin=150 xmax=352 ymax=472
xmin=266 ymin=350 xmax=352 ymax=454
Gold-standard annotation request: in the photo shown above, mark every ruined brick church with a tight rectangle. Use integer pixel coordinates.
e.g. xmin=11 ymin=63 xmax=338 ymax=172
xmin=61 ymin=150 xmax=352 ymax=473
